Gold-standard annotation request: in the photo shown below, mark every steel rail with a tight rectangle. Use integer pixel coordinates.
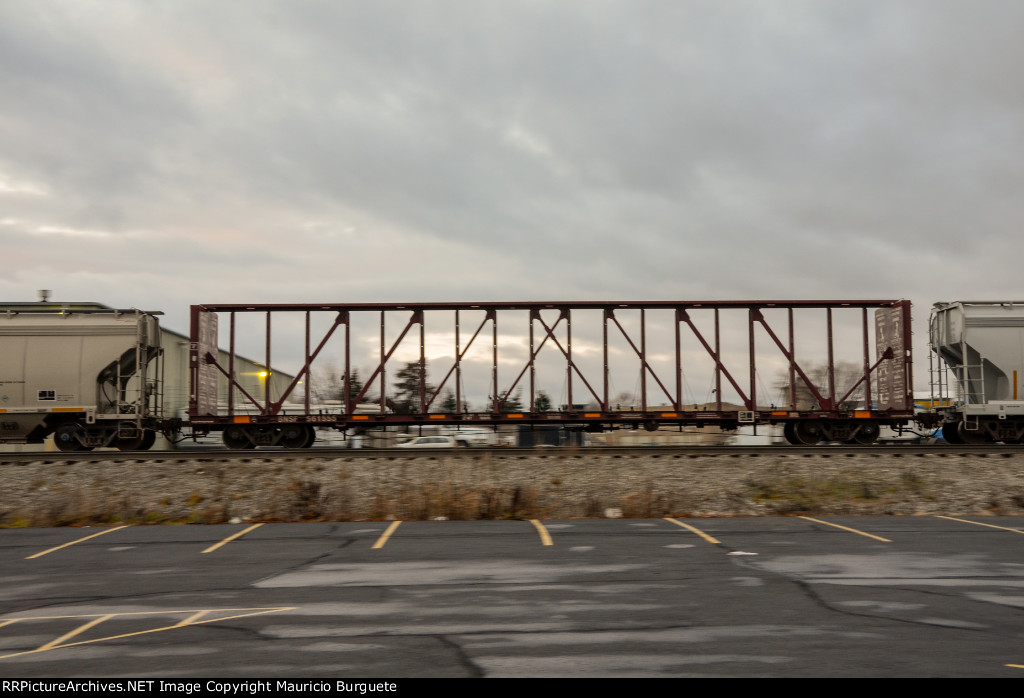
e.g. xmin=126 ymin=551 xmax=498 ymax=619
xmin=3 ymin=444 xmax=1021 ymax=465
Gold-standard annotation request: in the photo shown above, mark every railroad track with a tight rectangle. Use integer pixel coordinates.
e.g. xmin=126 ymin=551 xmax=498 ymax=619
xmin=2 ymin=444 xmax=1021 ymax=465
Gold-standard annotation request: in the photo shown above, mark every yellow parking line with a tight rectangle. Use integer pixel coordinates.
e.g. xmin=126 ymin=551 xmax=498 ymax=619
xmin=798 ymin=516 xmax=891 ymax=542
xmin=26 ymin=526 xmax=131 ymax=559
xmin=174 ymin=610 xmax=211 ymax=627
xmin=1008 ymin=664 xmax=1024 ymax=669
xmin=0 ymin=607 xmax=296 ymax=660
xmin=202 ymin=523 xmax=264 ymax=553
xmin=372 ymin=521 xmax=402 ymax=549
xmin=664 ymin=518 xmax=720 ymax=544
xmin=936 ymin=515 xmax=1024 ymax=534
xmin=530 ymin=519 xmax=553 ymax=546
xmin=39 ymin=614 xmax=114 ymax=650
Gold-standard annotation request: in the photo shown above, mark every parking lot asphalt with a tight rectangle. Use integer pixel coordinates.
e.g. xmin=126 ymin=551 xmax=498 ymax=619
xmin=1 ymin=516 xmax=1023 ymax=677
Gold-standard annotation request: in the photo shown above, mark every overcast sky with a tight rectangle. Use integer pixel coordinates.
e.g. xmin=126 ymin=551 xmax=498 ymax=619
xmin=1 ymin=1 xmax=1021 ymax=394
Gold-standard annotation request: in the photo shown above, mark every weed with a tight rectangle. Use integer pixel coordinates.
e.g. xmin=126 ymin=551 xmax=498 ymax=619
xmin=0 ymin=517 xmax=30 ymax=529
xmin=583 ymin=497 xmax=604 ymax=518
xmin=747 ymin=474 xmax=889 ymax=514
xmin=901 ymin=471 xmax=925 ymax=490
xmin=621 ymin=485 xmax=670 ymax=518
xmin=284 ymin=480 xmax=326 ymax=520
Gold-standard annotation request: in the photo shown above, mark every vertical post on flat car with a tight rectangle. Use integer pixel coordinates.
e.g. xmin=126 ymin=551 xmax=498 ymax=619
xmin=419 ymin=311 xmax=426 ymax=414
xmin=715 ymin=309 xmax=722 ymax=411
xmin=304 ymin=311 xmax=311 ymax=414
xmin=748 ymin=308 xmax=756 ymax=411
xmin=529 ymin=311 xmax=535 ymax=411
xmin=674 ymin=309 xmax=681 ymax=410
xmin=603 ymin=310 xmax=611 ymax=411
xmin=566 ymin=309 xmax=573 ymax=411
xmin=229 ymin=311 xmax=236 ymax=416
xmin=380 ymin=311 xmax=386 ymax=414
xmin=788 ymin=308 xmax=796 ymax=410
xmin=265 ymin=312 xmax=271 ymax=415
xmin=344 ymin=312 xmax=351 ymax=414
xmin=862 ymin=308 xmax=872 ymax=409
xmin=640 ymin=308 xmax=647 ymax=412
xmin=455 ymin=310 xmax=462 ymax=414
xmin=826 ymin=308 xmax=835 ymax=410
xmin=492 ymin=310 xmax=498 ymax=412
xmin=901 ymin=300 xmax=914 ymax=410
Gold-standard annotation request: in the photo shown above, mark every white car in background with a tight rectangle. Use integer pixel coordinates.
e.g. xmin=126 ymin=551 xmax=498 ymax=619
xmin=397 ymin=435 xmax=468 ymax=448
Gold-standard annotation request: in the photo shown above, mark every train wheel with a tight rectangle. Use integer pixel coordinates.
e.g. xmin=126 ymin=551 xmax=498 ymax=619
xmin=783 ymin=422 xmax=800 ymax=445
xmin=116 ymin=429 xmax=157 ymax=451
xmin=280 ymin=424 xmax=315 ymax=448
xmin=223 ymin=426 xmax=255 ymax=449
xmin=852 ymin=421 xmax=880 ymax=445
xmin=116 ymin=435 xmax=145 ymax=450
xmin=792 ymin=421 xmax=823 ymax=445
xmin=957 ymin=422 xmax=991 ymax=445
xmin=941 ymin=422 xmax=963 ymax=444
xmin=54 ymin=423 xmax=90 ymax=452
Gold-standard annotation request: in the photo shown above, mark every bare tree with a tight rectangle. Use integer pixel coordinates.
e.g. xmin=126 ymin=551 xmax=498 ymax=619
xmin=308 ymin=364 xmax=376 ymax=405
xmin=611 ymin=391 xmax=636 ymax=410
xmin=773 ymin=361 xmax=872 ymax=410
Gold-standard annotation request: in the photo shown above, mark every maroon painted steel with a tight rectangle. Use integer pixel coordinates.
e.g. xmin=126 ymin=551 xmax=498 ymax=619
xmin=187 ymin=300 xmax=916 ymax=433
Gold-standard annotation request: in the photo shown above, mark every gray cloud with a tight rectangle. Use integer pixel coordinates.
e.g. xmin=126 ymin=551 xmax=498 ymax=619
xmin=1 ymin=0 xmax=1022 ymax=357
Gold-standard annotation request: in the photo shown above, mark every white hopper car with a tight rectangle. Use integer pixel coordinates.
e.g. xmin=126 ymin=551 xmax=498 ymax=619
xmin=930 ymin=301 xmax=1024 ymax=443
xmin=0 ymin=308 xmax=163 ymax=450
